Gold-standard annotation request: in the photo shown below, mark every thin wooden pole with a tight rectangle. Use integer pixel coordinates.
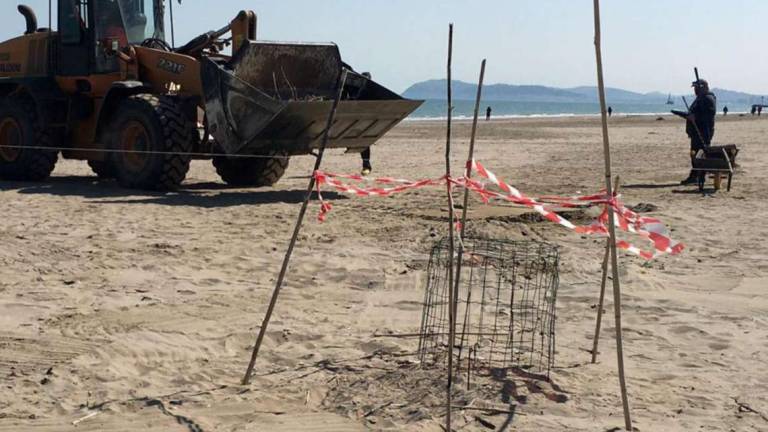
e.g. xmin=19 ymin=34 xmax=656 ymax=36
xmin=455 ymin=59 xmax=487 ymax=367
xmin=241 ymin=70 xmax=348 ymax=385
xmin=592 ymin=1 xmax=632 ymax=430
xmin=444 ymin=23 xmax=456 ymax=432
xmin=169 ymin=0 xmax=176 ymax=49
xmin=459 ymin=59 xmax=486 ymax=239
xmin=592 ymin=238 xmax=610 ymax=362
xmin=591 ymin=176 xmax=620 ymax=364
xmin=47 ymin=0 xmax=52 ymax=56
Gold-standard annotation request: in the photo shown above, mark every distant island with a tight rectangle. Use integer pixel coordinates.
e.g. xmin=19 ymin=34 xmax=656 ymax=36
xmin=402 ymin=79 xmax=763 ymax=105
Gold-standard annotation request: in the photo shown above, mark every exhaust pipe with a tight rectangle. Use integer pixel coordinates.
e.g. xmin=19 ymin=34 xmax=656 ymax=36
xmin=18 ymin=5 xmax=38 ymax=35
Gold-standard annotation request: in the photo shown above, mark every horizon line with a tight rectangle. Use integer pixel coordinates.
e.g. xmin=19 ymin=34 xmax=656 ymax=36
xmin=404 ymin=79 xmax=767 ymax=97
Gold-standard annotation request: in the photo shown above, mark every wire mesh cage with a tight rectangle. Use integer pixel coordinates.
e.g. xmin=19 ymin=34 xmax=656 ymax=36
xmin=418 ymin=237 xmax=559 ymax=377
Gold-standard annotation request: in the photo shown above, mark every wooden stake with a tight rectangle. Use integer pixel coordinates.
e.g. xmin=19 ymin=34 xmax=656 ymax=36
xmin=169 ymin=0 xmax=176 ymax=48
xmin=455 ymin=59 xmax=487 ymax=367
xmin=459 ymin=59 xmax=486 ymax=239
xmin=593 ymin=1 xmax=632 ymax=429
xmin=592 ymin=237 xmax=611 ymax=363
xmin=591 ymin=176 xmax=620 ymax=364
xmin=466 ymin=347 xmax=472 ymax=391
xmin=444 ymin=23 xmax=456 ymax=432
xmin=241 ymin=70 xmax=349 ymax=385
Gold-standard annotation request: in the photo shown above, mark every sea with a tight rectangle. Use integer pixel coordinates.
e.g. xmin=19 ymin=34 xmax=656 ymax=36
xmin=407 ymin=99 xmax=752 ymax=120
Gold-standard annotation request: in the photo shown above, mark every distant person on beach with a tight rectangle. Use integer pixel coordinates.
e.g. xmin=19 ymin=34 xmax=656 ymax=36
xmin=723 ymin=106 xmax=728 ymax=116
xmin=360 ymin=147 xmax=372 ymax=176
xmin=681 ymin=78 xmax=717 ymax=185
xmin=751 ymin=105 xmax=757 ymax=116
xmin=759 ymin=106 xmax=763 ymax=116
xmin=360 ymin=72 xmax=373 ymax=175
xmin=608 ymin=106 xmax=613 ymax=117
xmin=486 ymin=106 xmax=492 ymax=121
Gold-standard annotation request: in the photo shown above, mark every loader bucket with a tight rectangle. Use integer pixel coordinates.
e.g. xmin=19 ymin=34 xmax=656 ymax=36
xmin=201 ymin=40 xmax=422 ymax=155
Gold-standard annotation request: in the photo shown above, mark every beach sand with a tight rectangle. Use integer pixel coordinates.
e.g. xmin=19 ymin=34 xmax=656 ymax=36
xmin=1 ymin=113 xmax=766 ymax=431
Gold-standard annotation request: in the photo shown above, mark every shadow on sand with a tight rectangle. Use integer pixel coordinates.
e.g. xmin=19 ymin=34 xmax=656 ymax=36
xmin=623 ymin=182 xmax=720 ymax=196
xmin=484 ymin=367 xmax=570 ymax=430
xmin=3 ymin=175 xmax=346 ymax=208
xmin=622 ymin=182 xmax=681 ymax=190
xmin=671 ymin=187 xmax=717 ymax=196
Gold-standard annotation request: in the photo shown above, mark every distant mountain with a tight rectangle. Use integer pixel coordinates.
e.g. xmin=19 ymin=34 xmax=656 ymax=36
xmin=403 ymin=80 xmax=582 ymax=103
xmin=403 ymin=79 xmax=763 ymax=105
xmin=709 ymin=88 xmax=760 ymax=104
xmin=565 ymin=86 xmax=654 ymax=103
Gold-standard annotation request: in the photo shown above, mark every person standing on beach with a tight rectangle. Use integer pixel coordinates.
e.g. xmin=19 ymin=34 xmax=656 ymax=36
xmin=723 ymin=106 xmax=729 ymax=116
xmin=486 ymin=106 xmax=492 ymax=121
xmin=681 ymin=78 xmax=717 ymax=185
xmin=360 ymin=147 xmax=372 ymax=176
xmin=608 ymin=106 xmax=613 ymax=117
xmin=360 ymin=72 xmax=373 ymax=175
xmin=759 ymin=106 xmax=763 ymax=116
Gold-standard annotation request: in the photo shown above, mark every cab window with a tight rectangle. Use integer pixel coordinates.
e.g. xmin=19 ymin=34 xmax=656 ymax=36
xmin=118 ymin=0 xmax=165 ymax=44
xmin=60 ymin=0 xmax=89 ymax=45
xmin=94 ymin=0 xmax=126 ymax=72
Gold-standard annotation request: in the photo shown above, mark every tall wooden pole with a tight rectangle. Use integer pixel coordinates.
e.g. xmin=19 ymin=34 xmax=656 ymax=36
xmin=592 ymin=1 xmax=632 ymax=429
xmin=592 ymin=239 xmax=611 ymax=363
xmin=444 ymin=23 xmax=456 ymax=432
xmin=169 ymin=0 xmax=176 ymax=48
xmin=591 ymin=176 xmax=620 ymax=364
xmin=242 ymin=70 xmax=348 ymax=385
xmin=455 ymin=59 xmax=487 ymax=366
xmin=459 ymin=59 xmax=487 ymax=237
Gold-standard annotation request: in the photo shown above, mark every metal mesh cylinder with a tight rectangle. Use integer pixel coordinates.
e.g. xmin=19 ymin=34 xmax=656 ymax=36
xmin=418 ymin=237 xmax=559 ymax=377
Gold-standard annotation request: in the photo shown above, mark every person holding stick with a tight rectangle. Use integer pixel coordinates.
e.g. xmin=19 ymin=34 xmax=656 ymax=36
xmin=681 ymin=78 xmax=716 ymax=185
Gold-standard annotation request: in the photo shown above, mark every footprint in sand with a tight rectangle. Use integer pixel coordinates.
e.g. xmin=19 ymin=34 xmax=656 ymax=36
xmin=299 ymin=292 xmax=316 ymax=300
xmin=670 ymin=325 xmax=707 ymax=335
xmin=707 ymin=342 xmax=730 ymax=351
xmin=393 ymin=300 xmax=422 ymax=311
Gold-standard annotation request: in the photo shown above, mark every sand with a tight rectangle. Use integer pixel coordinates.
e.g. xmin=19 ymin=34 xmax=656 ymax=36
xmin=1 ymin=113 xmax=767 ymax=431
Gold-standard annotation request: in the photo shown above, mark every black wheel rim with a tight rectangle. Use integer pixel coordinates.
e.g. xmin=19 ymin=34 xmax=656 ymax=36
xmin=0 ymin=117 xmax=22 ymax=162
xmin=120 ymin=120 xmax=151 ymax=171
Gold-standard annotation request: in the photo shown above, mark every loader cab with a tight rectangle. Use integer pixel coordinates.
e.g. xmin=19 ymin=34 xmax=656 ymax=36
xmin=57 ymin=0 xmax=166 ymax=76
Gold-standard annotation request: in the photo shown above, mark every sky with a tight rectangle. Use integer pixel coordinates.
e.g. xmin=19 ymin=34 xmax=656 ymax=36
xmin=2 ymin=1 xmax=767 ymax=96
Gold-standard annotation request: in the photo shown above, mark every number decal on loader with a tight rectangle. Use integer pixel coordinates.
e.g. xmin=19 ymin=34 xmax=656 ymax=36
xmin=0 ymin=63 xmax=21 ymax=73
xmin=158 ymin=58 xmax=186 ymax=75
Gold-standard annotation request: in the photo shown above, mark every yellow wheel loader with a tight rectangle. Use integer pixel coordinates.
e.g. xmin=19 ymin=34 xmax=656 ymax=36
xmin=0 ymin=1 xmax=421 ymax=189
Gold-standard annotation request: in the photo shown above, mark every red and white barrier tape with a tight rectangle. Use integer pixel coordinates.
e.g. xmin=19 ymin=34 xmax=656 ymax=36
xmin=313 ymin=160 xmax=684 ymax=260
xmin=468 ymin=160 xmax=683 ymax=259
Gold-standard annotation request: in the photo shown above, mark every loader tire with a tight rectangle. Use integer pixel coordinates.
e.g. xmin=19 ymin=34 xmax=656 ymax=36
xmin=88 ymin=160 xmax=116 ymax=179
xmin=212 ymin=152 xmax=290 ymax=187
xmin=0 ymin=96 xmax=58 ymax=181
xmin=108 ymin=94 xmax=194 ymax=190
